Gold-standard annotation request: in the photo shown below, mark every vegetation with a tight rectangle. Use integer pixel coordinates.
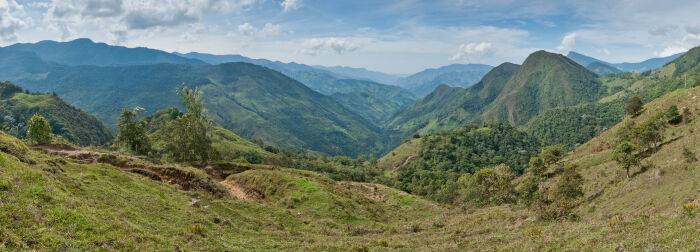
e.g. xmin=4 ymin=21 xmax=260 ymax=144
xmin=26 ymin=114 xmax=52 ymax=145
xmin=0 ymin=81 xmax=114 ymax=146
xmin=160 ymin=87 xmax=214 ymax=162
xmin=117 ymin=108 xmax=151 ymax=155
xmin=626 ymin=96 xmax=643 ymax=116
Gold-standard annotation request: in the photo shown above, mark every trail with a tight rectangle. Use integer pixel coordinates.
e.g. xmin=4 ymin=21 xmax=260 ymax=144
xmin=393 ymin=155 xmax=417 ymax=171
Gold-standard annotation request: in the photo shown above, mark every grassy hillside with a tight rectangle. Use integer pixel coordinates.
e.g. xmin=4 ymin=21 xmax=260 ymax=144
xmin=0 ymin=81 xmax=113 ymax=146
xmin=482 ymin=50 xmax=604 ymax=125
xmin=331 ymin=91 xmax=414 ymax=122
xmin=9 ymin=61 xmax=384 ymax=157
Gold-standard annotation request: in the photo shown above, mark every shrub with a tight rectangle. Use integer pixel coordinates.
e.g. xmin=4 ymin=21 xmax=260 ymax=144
xmin=527 ymin=156 xmax=546 ymax=177
xmin=682 ymin=203 xmax=697 ymax=217
xmin=664 ymin=105 xmax=681 ymax=124
xmin=626 ymin=96 xmax=643 ymax=117
xmin=682 ymin=107 xmax=692 ymax=123
xmin=26 ymin=114 xmax=52 ymax=145
xmin=539 ymin=145 xmax=567 ymax=165
xmin=554 ymin=164 xmax=584 ymax=200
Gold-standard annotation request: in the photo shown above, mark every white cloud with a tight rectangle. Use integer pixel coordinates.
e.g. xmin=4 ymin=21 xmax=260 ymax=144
xmin=0 ymin=0 xmax=26 ymax=42
xmin=648 ymin=24 xmax=678 ymax=36
xmin=281 ymin=0 xmax=301 ymax=12
xmin=179 ymin=23 xmax=204 ymax=42
xmin=686 ymin=24 xmax=700 ymax=35
xmin=555 ymin=33 xmax=576 ymax=53
xmin=301 ymin=37 xmax=359 ymax=56
xmin=448 ymin=42 xmax=494 ymax=62
xmin=596 ymin=48 xmax=611 ymax=56
xmin=233 ymin=22 xmax=282 ymax=39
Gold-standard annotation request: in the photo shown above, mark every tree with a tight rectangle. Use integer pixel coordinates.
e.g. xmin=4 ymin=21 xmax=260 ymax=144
xmin=632 ymin=117 xmax=665 ymax=151
xmin=527 ymin=156 xmax=546 ymax=178
xmin=612 ymin=141 xmax=638 ymax=178
xmin=665 ymin=105 xmax=681 ymax=124
xmin=161 ymin=87 xmax=214 ymax=162
xmin=626 ymin=96 xmax=643 ymax=117
xmin=26 ymin=114 xmax=52 ymax=145
xmin=117 ymin=108 xmax=151 ymax=155
xmin=554 ymin=164 xmax=584 ymax=200
xmin=539 ymin=145 xmax=567 ymax=165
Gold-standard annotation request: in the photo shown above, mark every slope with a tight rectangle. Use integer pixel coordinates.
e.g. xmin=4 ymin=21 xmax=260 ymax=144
xmin=567 ymin=51 xmax=684 ymax=72
xmin=525 ymin=45 xmax=700 ymax=147
xmin=383 ymin=63 xmax=520 ymax=143
xmin=8 ymin=61 xmax=385 ymax=157
xmin=0 ymin=81 xmax=114 ymax=146
xmin=482 ymin=50 xmax=604 ymax=125
xmin=587 ymin=61 xmax=622 ymax=76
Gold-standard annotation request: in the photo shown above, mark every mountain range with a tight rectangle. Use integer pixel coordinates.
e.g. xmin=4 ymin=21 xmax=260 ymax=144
xmin=393 ymin=64 xmax=493 ymax=97
xmin=566 ymin=51 xmax=683 ymax=74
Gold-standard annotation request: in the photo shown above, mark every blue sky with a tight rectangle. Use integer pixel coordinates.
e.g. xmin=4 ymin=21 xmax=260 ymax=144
xmin=3 ymin=0 xmax=700 ymax=74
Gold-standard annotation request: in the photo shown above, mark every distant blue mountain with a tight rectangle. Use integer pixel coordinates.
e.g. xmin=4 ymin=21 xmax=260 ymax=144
xmin=4 ymin=38 xmax=207 ymax=66
xmin=566 ymin=51 xmax=684 ymax=73
xmin=393 ymin=64 xmax=494 ymax=97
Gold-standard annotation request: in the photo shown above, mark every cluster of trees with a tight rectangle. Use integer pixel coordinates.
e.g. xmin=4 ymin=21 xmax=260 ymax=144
xmin=116 ymin=87 xmax=215 ymax=162
xmin=614 ymin=102 xmax=689 ymax=178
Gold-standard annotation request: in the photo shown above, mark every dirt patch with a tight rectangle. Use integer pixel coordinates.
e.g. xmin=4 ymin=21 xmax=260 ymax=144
xmin=338 ymin=182 xmax=385 ymax=201
xmin=220 ymin=180 xmax=256 ymax=201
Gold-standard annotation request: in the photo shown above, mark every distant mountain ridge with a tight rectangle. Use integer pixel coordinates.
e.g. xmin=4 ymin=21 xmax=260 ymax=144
xmin=393 ymin=64 xmax=493 ymax=97
xmin=566 ymin=51 xmax=684 ymax=73
xmin=5 ymin=38 xmax=207 ymax=66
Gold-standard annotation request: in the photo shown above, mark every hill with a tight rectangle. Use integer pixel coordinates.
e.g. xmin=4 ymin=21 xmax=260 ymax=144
xmin=331 ymin=91 xmax=415 ymax=122
xmin=587 ymin=61 xmax=622 ymax=76
xmin=567 ymin=51 xmax=684 ymax=72
xmin=394 ymin=64 xmax=493 ymax=97
xmin=7 ymin=60 xmax=385 ymax=157
xmin=0 ymin=81 xmax=113 ymax=146
xmin=5 ymin=38 xmax=207 ymax=66
xmin=525 ymin=46 xmax=700 ymax=148
xmin=482 ymin=50 xmax=604 ymax=125
xmin=383 ymin=63 xmax=520 ymax=142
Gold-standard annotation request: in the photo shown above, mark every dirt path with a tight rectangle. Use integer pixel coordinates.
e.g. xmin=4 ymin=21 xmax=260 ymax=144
xmin=220 ymin=180 xmax=251 ymax=201
xmin=393 ymin=155 xmax=417 ymax=171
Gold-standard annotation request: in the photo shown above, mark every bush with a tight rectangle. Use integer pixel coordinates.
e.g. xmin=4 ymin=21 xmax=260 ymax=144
xmin=26 ymin=114 xmax=52 ymax=145
xmin=683 ymin=148 xmax=697 ymax=163
xmin=554 ymin=164 xmax=584 ymax=200
xmin=665 ymin=105 xmax=681 ymax=124
xmin=626 ymin=96 xmax=643 ymax=117
xmin=527 ymin=156 xmax=546 ymax=177
xmin=539 ymin=145 xmax=567 ymax=165
xmin=682 ymin=107 xmax=692 ymax=124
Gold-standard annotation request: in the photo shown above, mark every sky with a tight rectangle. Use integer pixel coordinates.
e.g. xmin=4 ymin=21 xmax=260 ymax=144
xmin=2 ymin=0 xmax=700 ymax=74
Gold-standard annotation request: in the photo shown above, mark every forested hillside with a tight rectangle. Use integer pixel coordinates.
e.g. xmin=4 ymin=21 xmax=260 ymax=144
xmin=0 ymin=81 xmax=113 ymax=146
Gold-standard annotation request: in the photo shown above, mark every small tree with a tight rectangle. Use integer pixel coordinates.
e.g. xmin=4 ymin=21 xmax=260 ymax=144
xmin=26 ymin=114 xmax=52 ymax=145
xmin=626 ymin=96 xmax=643 ymax=117
xmin=665 ymin=105 xmax=681 ymax=124
xmin=117 ymin=108 xmax=151 ymax=155
xmin=161 ymin=86 xmax=214 ymax=162
xmin=527 ymin=156 xmax=546 ymax=178
xmin=539 ymin=145 xmax=567 ymax=165
xmin=612 ymin=141 xmax=638 ymax=178
xmin=554 ymin=164 xmax=584 ymax=200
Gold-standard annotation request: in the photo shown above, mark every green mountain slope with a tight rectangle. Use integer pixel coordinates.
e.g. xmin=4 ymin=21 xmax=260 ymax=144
xmin=331 ymin=91 xmax=414 ymax=122
xmin=482 ymin=51 xmax=604 ymax=125
xmin=9 ymin=61 xmax=384 ymax=156
xmin=0 ymin=81 xmax=113 ymax=146
xmin=587 ymin=61 xmax=622 ymax=76
xmin=383 ymin=63 xmax=520 ymax=143
xmin=524 ymin=46 xmax=700 ymax=147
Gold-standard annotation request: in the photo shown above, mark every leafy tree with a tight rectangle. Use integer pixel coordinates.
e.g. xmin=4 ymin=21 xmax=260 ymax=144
xmin=26 ymin=114 xmax=52 ymax=145
xmin=612 ymin=141 xmax=638 ymax=178
xmin=527 ymin=156 xmax=546 ymax=177
xmin=632 ymin=117 xmax=665 ymax=151
xmin=554 ymin=164 xmax=584 ymax=200
xmin=539 ymin=144 xmax=567 ymax=165
xmin=161 ymin=87 xmax=214 ymax=162
xmin=665 ymin=105 xmax=681 ymax=124
xmin=117 ymin=108 xmax=151 ymax=155
xmin=519 ymin=176 xmax=541 ymax=206
xmin=626 ymin=96 xmax=643 ymax=117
